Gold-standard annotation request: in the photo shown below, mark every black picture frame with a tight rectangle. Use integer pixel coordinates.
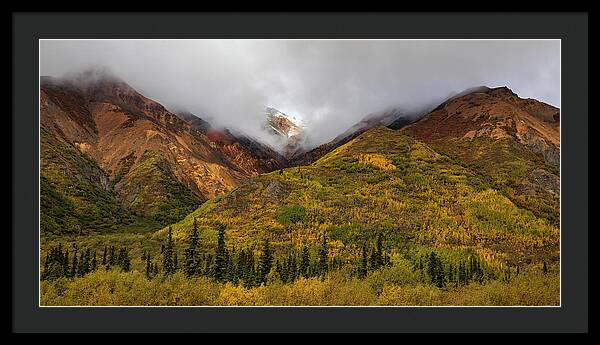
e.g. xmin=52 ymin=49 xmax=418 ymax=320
xmin=12 ymin=12 xmax=588 ymax=333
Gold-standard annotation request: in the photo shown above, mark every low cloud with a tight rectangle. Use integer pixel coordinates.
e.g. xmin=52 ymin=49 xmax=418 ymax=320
xmin=40 ymin=40 xmax=561 ymax=148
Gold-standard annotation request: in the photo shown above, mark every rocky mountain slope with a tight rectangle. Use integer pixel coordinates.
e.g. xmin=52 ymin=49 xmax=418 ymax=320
xmin=40 ymin=72 xmax=286 ymax=234
xmin=40 ymin=83 xmax=560 ymax=305
xmin=162 ymin=126 xmax=559 ymax=272
xmin=159 ymin=85 xmax=560 ymax=270
xmin=400 ymin=86 xmax=560 ymax=224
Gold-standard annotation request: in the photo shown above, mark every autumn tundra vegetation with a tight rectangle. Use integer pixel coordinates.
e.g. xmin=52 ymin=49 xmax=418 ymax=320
xmin=39 ymin=74 xmax=560 ymax=306
xmin=41 ymin=126 xmax=560 ymax=306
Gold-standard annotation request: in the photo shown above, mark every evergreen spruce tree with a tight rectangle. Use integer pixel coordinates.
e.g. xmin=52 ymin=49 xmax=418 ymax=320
xmin=299 ymin=245 xmax=310 ymax=278
xmin=258 ymin=238 xmax=273 ymax=284
xmin=437 ymin=256 xmax=445 ymax=287
xmin=427 ymin=252 xmax=436 ymax=284
xmin=236 ymin=249 xmax=247 ymax=286
xmin=146 ymin=253 xmax=152 ymax=279
xmin=162 ymin=226 xmax=175 ymax=275
xmin=454 ymin=264 xmax=460 ymax=287
xmin=116 ymin=248 xmax=122 ymax=268
xmin=468 ymin=255 xmax=474 ymax=280
xmin=46 ymin=248 xmax=56 ymax=280
xmin=43 ymin=247 xmax=70 ymax=281
xmin=228 ymin=246 xmax=237 ymax=284
xmin=108 ymin=246 xmax=115 ymax=267
xmin=213 ymin=223 xmax=227 ymax=282
xmin=278 ymin=258 xmax=288 ymax=283
xmin=77 ymin=251 xmax=84 ymax=277
xmin=274 ymin=259 xmax=281 ymax=281
xmin=204 ymin=253 xmax=213 ymax=278
xmin=42 ymin=252 xmax=50 ymax=280
xmin=173 ymin=251 xmax=178 ymax=272
xmin=458 ymin=261 xmax=466 ymax=286
xmin=426 ymin=252 xmax=444 ymax=287
xmin=375 ymin=233 xmax=384 ymax=269
xmin=223 ymin=248 xmax=230 ymax=281
xmin=102 ymin=246 xmax=107 ymax=266
xmin=91 ymin=251 xmax=97 ymax=271
xmin=447 ymin=263 xmax=454 ymax=285
xmin=82 ymin=249 xmax=90 ymax=276
xmin=183 ymin=218 xmax=200 ymax=277
xmin=287 ymin=252 xmax=297 ymax=282
xmin=248 ymin=249 xmax=256 ymax=287
xmin=43 ymin=249 xmax=52 ymax=279
xmin=359 ymin=243 xmax=368 ymax=279
xmin=369 ymin=247 xmax=378 ymax=271
xmin=317 ymin=234 xmax=328 ymax=277
xmin=241 ymin=249 xmax=254 ymax=288
xmin=472 ymin=258 xmax=483 ymax=283
xmin=62 ymin=250 xmax=70 ymax=277
xmin=542 ymin=261 xmax=548 ymax=274
xmin=121 ymin=247 xmax=131 ymax=272
xmin=248 ymin=249 xmax=256 ymax=286
xmin=427 ymin=252 xmax=445 ymax=288
xmin=71 ymin=249 xmax=78 ymax=278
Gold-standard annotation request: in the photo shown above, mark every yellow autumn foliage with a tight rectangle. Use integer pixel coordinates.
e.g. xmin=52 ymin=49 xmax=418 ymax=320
xmin=358 ymin=153 xmax=397 ymax=171
xmin=40 ymin=266 xmax=559 ymax=306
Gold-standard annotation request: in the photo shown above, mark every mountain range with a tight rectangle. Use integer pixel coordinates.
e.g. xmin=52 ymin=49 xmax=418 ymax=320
xmin=40 ymin=71 xmax=559 ymax=240
xmin=157 ymin=84 xmax=559 ymax=274
xmin=39 ymin=71 xmax=561 ymax=306
xmin=40 ymin=72 xmax=287 ymax=234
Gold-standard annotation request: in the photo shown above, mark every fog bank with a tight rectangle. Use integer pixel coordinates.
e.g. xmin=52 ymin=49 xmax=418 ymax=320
xmin=40 ymin=40 xmax=560 ymax=148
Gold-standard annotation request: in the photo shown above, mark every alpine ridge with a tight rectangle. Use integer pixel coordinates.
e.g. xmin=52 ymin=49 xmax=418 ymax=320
xmin=40 ymin=71 xmax=287 ymax=234
xmin=400 ymin=86 xmax=560 ymax=224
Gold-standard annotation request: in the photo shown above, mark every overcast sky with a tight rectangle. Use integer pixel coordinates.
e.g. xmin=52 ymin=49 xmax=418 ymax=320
xmin=40 ymin=40 xmax=560 ymax=148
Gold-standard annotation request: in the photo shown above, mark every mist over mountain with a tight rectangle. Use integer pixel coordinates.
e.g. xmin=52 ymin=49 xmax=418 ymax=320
xmin=38 ymin=38 xmax=563 ymax=308
xmin=40 ymin=40 xmax=560 ymax=151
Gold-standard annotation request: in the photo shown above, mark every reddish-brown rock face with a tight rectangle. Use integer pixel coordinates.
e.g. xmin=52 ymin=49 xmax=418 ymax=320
xmin=399 ymin=86 xmax=560 ymax=225
xmin=402 ymin=86 xmax=560 ymax=167
xmin=40 ymin=74 xmax=287 ymax=221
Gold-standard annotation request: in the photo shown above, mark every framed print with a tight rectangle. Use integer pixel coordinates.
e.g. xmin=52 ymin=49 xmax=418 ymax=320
xmin=12 ymin=12 xmax=588 ymax=333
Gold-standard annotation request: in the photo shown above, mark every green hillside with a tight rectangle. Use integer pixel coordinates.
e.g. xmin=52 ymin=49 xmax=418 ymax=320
xmin=406 ymin=132 xmax=560 ymax=226
xmin=40 ymin=128 xmax=137 ymax=236
xmin=161 ymin=126 xmax=558 ymax=266
xmin=40 ymin=129 xmax=200 ymax=237
xmin=41 ymin=126 xmax=559 ymax=306
xmin=113 ymin=150 xmax=204 ymax=225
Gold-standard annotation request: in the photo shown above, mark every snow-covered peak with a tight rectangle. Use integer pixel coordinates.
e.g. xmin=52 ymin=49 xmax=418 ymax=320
xmin=265 ymin=107 xmax=308 ymax=129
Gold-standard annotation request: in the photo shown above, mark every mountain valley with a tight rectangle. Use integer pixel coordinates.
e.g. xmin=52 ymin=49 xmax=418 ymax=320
xmin=39 ymin=73 xmax=561 ymax=306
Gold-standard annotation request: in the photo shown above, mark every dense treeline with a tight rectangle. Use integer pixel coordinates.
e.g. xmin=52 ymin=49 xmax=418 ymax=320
xmin=160 ymin=128 xmax=558 ymax=284
xmin=43 ymin=218 xmax=536 ymax=292
xmin=159 ymin=219 xmax=398 ymax=288
xmin=42 ymin=243 xmax=131 ymax=281
xmin=41 ymin=215 xmax=548 ymax=289
xmin=407 ymin=249 xmax=496 ymax=288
